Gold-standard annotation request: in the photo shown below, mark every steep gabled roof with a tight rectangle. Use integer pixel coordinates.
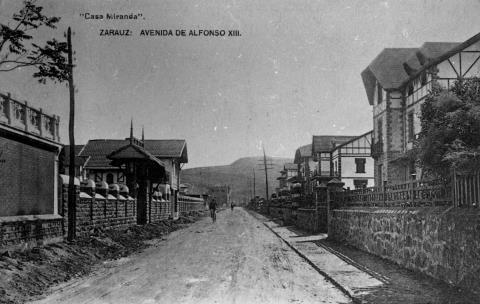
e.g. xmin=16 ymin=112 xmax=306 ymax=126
xmin=80 ymin=139 xmax=188 ymax=169
xmin=144 ymin=140 xmax=188 ymax=163
xmin=283 ymin=163 xmax=297 ymax=171
xmin=361 ymin=48 xmax=417 ymax=105
xmin=311 ymin=135 xmax=357 ymax=154
xmin=62 ymin=145 xmax=88 ymax=167
xmin=80 ymin=139 xmax=126 ymax=169
xmin=333 ymin=130 xmax=373 ymax=150
xmin=400 ymin=32 xmax=480 ymax=87
xmin=107 ymin=142 xmax=165 ymax=168
xmin=362 ymin=32 xmax=480 ymax=105
xmin=403 ymin=42 xmax=460 ymax=74
xmin=293 ymin=144 xmax=312 ymax=164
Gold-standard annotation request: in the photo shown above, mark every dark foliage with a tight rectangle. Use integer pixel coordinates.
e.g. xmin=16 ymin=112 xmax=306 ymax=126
xmin=415 ymin=78 xmax=480 ymax=177
xmin=0 ymin=0 xmax=67 ymax=83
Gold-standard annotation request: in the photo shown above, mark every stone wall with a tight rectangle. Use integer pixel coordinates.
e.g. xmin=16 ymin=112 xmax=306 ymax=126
xmin=268 ymin=206 xmax=295 ymax=225
xmin=294 ymin=208 xmax=327 ymax=233
xmin=0 ymin=214 xmax=63 ymax=252
xmin=330 ymin=206 xmax=480 ymax=294
xmin=178 ymin=201 xmax=204 ymax=215
xmin=148 ymin=200 xmax=172 ymax=222
xmin=61 ymin=182 xmax=137 ymax=236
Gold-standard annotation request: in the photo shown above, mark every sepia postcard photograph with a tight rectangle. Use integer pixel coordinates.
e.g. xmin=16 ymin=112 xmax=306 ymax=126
xmin=1 ymin=0 xmax=480 ymax=303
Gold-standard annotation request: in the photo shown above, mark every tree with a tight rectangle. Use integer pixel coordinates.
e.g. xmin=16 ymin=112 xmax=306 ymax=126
xmin=0 ymin=0 xmax=68 ymax=82
xmin=1 ymin=1 xmax=76 ymax=240
xmin=415 ymin=78 xmax=480 ymax=177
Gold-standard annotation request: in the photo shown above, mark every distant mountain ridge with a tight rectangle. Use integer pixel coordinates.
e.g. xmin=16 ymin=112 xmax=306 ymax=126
xmin=180 ymin=156 xmax=293 ymax=203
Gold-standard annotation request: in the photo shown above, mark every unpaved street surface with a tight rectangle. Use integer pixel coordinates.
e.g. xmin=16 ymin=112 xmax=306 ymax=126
xmin=31 ymin=208 xmax=351 ymax=304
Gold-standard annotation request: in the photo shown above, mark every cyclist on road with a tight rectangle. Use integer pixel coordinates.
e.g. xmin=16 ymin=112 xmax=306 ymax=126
xmin=209 ymin=198 xmax=217 ymax=222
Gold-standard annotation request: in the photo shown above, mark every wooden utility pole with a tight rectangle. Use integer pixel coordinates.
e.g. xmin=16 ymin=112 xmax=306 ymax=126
xmin=253 ymin=168 xmax=256 ymax=198
xmin=257 ymin=146 xmax=273 ymax=200
xmin=263 ymin=147 xmax=269 ymax=200
xmin=67 ymin=27 xmax=76 ymax=241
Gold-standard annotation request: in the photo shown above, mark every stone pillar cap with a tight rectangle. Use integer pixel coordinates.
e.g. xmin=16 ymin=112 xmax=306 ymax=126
xmin=81 ymin=179 xmax=95 ymax=188
xmin=108 ymin=183 xmax=120 ymax=191
xmin=95 ymin=181 xmax=109 ymax=189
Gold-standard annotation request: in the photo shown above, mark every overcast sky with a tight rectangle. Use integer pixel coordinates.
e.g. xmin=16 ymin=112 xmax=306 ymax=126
xmin=1 ymin=0 xmax=480 ymax=168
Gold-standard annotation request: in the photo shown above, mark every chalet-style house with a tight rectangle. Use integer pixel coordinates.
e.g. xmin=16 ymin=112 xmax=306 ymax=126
xmin=311 ymin=135 xmax=356 ymax=182
xmin=76 ymin=126 xmax=188 ymax=219
xmin=362 ymin=32 xmax=480 ymax=185
xmin=330 ymin=131 xmax=374 ymax=189
xmin=293 ymin=144 xmax=315 ymax=195
xmin=310 ymin=133 xmax=374 ymax=189
xmin=0 ymin=92 xmax=63 ymax=249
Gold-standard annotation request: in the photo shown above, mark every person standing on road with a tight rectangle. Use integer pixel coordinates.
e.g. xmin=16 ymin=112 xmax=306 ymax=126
xmin=230 ymin=202 xmax=235 ymax=211
xmin=209 ymin=198 xmax=217 ymax=222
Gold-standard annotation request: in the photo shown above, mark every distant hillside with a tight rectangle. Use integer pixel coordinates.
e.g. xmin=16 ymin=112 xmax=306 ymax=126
xmin=180 ymin=156 xmax=293 ymax=203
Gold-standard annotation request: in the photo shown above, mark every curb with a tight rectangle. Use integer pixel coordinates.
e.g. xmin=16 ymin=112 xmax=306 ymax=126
xmin=247 ymin=210 xmax=361 ymax=304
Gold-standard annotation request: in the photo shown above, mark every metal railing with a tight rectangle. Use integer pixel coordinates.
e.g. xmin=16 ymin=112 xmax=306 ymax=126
xmin=337 ymin=178 xmax=452 ymax=207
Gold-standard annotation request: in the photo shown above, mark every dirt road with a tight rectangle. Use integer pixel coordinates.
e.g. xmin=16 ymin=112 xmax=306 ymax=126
xmin=31 ymin=208 xmax=351 ymax=304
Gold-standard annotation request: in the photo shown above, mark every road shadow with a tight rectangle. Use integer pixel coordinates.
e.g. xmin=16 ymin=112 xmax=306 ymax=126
xmin=317 ymin=239 xmax=479 ymax=304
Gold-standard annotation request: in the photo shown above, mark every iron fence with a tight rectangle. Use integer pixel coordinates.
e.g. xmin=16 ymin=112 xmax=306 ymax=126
xmin=335 ymin=175 xmax=473 ymax=207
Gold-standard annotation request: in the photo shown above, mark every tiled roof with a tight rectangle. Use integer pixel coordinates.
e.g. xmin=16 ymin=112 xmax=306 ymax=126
xmin=108 ymin=143 xmax=165 ymax=168
xmin=404 ymin=42 xmax=460 ymax=73
xmin=312 ymin=135 xmax=357 ymax=154
xmin=79 ymin=139 xmax=126 ymax=169
xmin=361 ymin=48 xmax=417 ymax=105
xmin=362 ymin=32 xmax=480 ymax=105
xmin=293 ymin=144 xmax=312 ymax=164
xmin=80 ymin=139 xmax=187 ymax=169
xmin=283 ymin=163 xmax=297 ymax=171
xmin=62 ymin=145 xmax=88 ymax=166
xmin=144 ymin=140 xmax=187 ymax=160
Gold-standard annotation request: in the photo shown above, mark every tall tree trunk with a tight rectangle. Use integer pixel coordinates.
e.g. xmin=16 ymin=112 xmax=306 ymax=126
xmin=67 ymin=27 xmax=76 ymax=241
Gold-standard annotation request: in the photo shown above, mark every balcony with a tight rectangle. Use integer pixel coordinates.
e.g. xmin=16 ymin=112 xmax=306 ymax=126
xmin=371 ymin=140 xmax=383 ymax=159
xmin=0 ymin=92 xmax=60 ymax=143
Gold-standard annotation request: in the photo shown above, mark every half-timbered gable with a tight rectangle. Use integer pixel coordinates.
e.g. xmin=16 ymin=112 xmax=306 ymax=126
xmin=362 ymin=32 xmax=480 ymax=185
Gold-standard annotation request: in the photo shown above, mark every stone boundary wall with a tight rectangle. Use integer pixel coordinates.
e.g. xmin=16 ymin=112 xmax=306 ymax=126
xmin=61 ymin=183 xmax=137 ymax=236
xmin=268 ymin=206 xmax=295 ymax=225
xmin=148 ymin=200 xmax=172 ymax=222
xmin=268 ymin=206 xmax=327 ymax=233
xmin=179 ymin=202 xmax=204 ymax=215
xmin=294 ymin=208 xmax=328 ymax=233
xmin=330 ymin=207 xmax=480 ymax=294
xmin=75 ymin=198 xmax=136 ymax=235
xmin=0 ymin=214 xmax=63 ymax=252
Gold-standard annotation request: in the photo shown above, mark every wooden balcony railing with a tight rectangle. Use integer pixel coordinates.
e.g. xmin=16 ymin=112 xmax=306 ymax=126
xmin=0 ymin=92 xmax=60 ymax=142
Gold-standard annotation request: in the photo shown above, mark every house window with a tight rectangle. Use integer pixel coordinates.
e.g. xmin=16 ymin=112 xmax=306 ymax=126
xmin=408 ymin=111 xmax=415 ymax=141
xmin=353 ymin=179 xmax=368 ymax=189
xmin=355 ymin=158 xmax=366 ymax=173
xmin=377 ymin=84 xmax=383 ymax=104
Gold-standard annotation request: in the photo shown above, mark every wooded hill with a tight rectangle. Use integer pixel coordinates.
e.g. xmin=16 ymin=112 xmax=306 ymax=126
xmin=180 ymin=156 xmax=293 ymax=204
